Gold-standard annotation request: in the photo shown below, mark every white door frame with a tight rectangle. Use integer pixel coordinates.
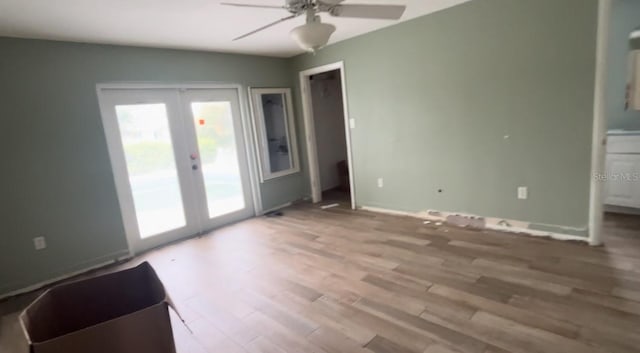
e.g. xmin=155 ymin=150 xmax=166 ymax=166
xmin=299 ymin=62 xmax=356 ymax=209
xmin=96 ymin=82 xmax=263 ymax=254
xmin=588 ymin=0 xmax=612 ymax=246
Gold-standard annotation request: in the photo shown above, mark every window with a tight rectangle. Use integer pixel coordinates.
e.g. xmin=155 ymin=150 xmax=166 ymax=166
xmin=250 ymin=88 xmax=300 ymax=181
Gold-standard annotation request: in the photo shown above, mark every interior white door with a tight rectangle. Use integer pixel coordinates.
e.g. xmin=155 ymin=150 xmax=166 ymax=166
xmin=99 ymin=87 xmax=254 ymax=253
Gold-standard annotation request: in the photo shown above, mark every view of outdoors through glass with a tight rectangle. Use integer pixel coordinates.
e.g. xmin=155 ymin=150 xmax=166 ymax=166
xmin=191 ymin=101 xmax=245 ymax=218
xmin=115 ymin=103 xmax=187 ymax=238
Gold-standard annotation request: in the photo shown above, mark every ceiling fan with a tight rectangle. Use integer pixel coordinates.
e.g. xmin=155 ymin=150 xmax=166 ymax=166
xmin=221 ymin=0 xmax=407 ymax=53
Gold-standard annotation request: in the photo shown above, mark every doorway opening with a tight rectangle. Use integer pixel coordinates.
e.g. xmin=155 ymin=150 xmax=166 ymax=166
xmin=300 ymin=62 xmax=355 ymax=209
xmin=602 ymin=15 xmax=640 ymax=242
xmin=590 ymin=0 xmax=640 ymax=245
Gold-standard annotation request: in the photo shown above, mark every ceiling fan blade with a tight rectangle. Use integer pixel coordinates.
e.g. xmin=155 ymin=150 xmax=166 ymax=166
xmin=233 ymin=14 xmax=299 ymax=41
xmin=329 ymin=4 xmax=406 ymax=20
xmin=221 ymin=2 xmax=286 ymax=10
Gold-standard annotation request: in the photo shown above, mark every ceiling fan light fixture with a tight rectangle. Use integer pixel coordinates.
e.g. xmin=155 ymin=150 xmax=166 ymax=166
xmin=290 ymin=16 xmax=336 ymax=53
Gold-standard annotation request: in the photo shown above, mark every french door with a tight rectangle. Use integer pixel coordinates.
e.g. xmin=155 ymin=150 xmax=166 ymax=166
xmin=99 ymin=87 xmax=254 ymax=253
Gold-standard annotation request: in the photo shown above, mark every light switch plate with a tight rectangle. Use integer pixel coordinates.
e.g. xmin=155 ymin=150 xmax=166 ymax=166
xmin=34 ymin=236 xmax=47 ymax=250
xmin=517 ymin=187 xmax=528 ymax=200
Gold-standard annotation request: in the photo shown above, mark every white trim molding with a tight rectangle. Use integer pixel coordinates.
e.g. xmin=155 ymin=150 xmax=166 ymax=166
xmin=248 ymin=87 xmax=301 ymax=182
xmin=299 ymin=61 xmax=356 ymax=210
xmin=237 ymin=84 xmax=264 ymax=216
xmin=588 ymin=0 xmax=613 ymax=246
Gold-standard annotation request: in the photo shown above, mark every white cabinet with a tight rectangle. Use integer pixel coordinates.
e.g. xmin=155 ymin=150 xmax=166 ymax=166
xmin=604 ymin=134 xmax=640 ymax=208
xmin=604 ymin=154 xmax=640 ymax=207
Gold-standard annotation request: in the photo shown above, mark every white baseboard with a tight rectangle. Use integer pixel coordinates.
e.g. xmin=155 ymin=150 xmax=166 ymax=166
xmin=0 ymin=250 xmax=131 ymax=301
xmin=359 ymin=205 xmax=589 ymax=244
xmin=360 ymin=206 xmax=418 ymax=218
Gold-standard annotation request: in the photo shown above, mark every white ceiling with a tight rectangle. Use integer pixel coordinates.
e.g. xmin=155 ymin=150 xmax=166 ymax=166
xmin=0 ymin=0 xmax=470 ymax=58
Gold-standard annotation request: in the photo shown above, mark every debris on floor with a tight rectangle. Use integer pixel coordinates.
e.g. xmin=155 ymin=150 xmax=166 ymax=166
xmin=264 ymin=210 xmax=283 ymax=217
xmin=445 ymin=214 xmax=486 ymax=229
xmin=320 ymin=203 xmax=340 ymax=210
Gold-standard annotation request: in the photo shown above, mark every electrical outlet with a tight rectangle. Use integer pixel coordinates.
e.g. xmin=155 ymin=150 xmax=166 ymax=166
xmin=377 ymin=178 xmax=384 ymax=188
xmin=33 ymin=236 xmax=47 ymax=250
xmin=349 ymin=118 xmax=356 ymax=129
xmin=517 ymin=187 xmax=528 ymax=200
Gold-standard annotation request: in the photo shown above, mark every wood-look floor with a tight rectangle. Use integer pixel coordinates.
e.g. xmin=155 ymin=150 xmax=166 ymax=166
xmin=2 ymin=201 xmax=640 ymax=353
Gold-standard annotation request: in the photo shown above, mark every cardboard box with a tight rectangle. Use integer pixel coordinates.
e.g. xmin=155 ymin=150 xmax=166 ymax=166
xmin=20 ymin=262 xmax=177 ymax=353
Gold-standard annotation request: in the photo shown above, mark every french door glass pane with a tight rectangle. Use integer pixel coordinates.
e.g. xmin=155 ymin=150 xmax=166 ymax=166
xmin=115 ymin=103 xmax=186 ymax=238
xmin=191 ymin=101 xmax=245 ymax=218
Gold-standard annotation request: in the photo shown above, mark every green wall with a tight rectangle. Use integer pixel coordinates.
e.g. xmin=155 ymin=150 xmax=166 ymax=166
xmin=0 ymin=38 xmax=307 ymax=296
xmin=289 ymin=0 xmax=598 ymax=233
xmin=606 ymin=0 xmax=640 ymax=131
